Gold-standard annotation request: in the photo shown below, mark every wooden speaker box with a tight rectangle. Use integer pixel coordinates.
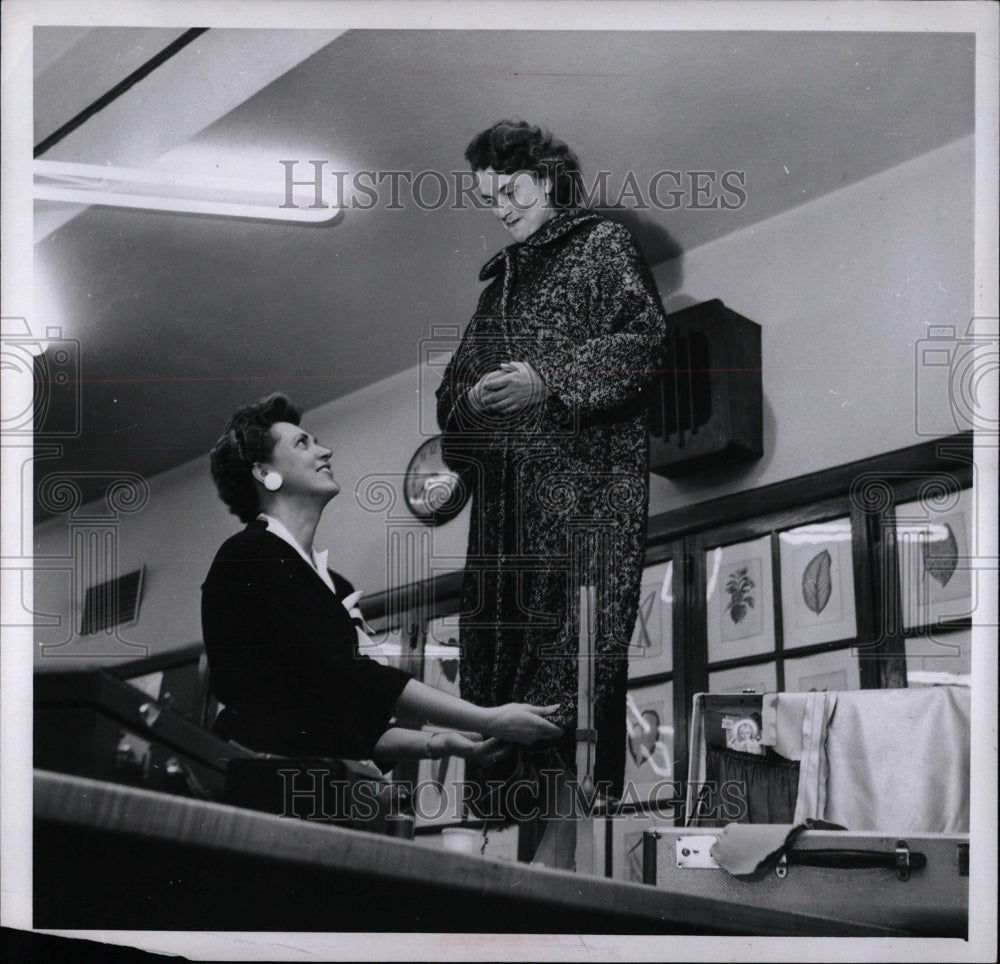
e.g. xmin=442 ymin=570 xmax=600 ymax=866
xmin=649 ymin=299 xmax=763 ymax=477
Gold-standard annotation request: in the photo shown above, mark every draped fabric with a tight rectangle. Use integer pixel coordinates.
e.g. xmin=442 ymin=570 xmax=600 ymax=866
xmin=698 ymin=747 xmax=800 ymax=826
xmin=761 ymin=687 xmax=970 ymax=832
xmin=690 ymin=687 xmax=970 ymax=833
xmin=437 ymin=209 xmax=669 ymax=800
xmin=822 ymin=687 xmax=970 ymax=833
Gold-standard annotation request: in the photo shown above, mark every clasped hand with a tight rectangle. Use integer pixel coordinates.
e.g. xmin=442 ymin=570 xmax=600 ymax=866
xmin=430 ymin=703 xmax=560 ymax=763
xmin=438 ymin=733 xmax=512 ymax=766
xmin=487 ymin=702 xmax=563 ymax=744
xmin=468 ymin=361 xmax=549 ymax=415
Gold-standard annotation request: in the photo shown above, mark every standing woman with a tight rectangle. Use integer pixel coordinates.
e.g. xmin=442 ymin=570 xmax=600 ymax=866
xmin=437 ymin=120 xmax=669 ymax=866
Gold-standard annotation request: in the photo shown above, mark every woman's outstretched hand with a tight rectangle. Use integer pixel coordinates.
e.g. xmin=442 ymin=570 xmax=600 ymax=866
xmin=438 ymin=733 xmax=513 ymax=766
xmin=486 ymin=703 xmax=563 ymax=744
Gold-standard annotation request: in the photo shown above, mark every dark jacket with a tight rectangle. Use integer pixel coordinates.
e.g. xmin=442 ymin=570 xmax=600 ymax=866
xmin=436 ymin=209 xmax=668 ymax=795
xmin=201 ymin=520 xmax=410 ymax=759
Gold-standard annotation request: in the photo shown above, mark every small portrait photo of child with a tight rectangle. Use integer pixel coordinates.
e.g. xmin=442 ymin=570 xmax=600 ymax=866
xmin=726 ymin=716 xmax=765 ymax=755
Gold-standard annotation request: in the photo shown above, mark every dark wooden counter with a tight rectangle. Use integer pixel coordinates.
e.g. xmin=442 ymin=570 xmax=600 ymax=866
xmin=34 ymin=770 xmax=912 ymax=936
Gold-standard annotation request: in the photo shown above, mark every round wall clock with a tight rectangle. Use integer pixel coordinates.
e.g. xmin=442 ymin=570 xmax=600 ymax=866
xmin=403 ymin=435 xmax=470 ymax=524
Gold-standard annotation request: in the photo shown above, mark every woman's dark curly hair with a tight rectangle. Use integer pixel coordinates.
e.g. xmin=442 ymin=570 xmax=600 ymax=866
xmin=464 ymin=119 xmax=584 ymax=209
xmin=209 ymin=393 xmax=302 ymax=523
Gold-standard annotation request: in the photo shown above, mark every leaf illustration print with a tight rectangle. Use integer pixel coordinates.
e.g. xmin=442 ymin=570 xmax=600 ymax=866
xmin=441 ymin=658 xmax=459 ymax=684
xmin=801 ymin=549 xmax=833 ymax=615
xmin=627 ymin=710 xmax=660 ymax=767
xmin=725 ymin=566 xmax=756 ymax=624
xmin=922 ymin=523 xmax=958 ymax=588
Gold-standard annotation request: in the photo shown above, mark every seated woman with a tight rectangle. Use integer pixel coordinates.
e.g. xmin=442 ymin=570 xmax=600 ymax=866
xmin=201 ymin=393 xmax=562 ymax=769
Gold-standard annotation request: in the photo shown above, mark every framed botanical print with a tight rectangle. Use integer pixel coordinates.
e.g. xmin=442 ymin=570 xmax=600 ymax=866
xmin=422 ymin=650 xmax=461 ymax=698
xmin=905 ymin=626 xmax=972 ymax=680
xmin=425 ymin=612 xmax=461 ymax=648
xmin=779 ymin=517 xmax=858 ymax=648
xmin=706 ymin=535 xmax=775 ymax=662
xmin=707 ymin=662 xmax=777 ymax=696
xmin=784 ymin=646 xmax=861 ymax=692
xmin=423 ymin=615 xmax=462 ymax=697
xmin=627 ymin=559 xmax=673 ymax=680
xmin=622 ymin=683 xmax=675 ymax=804
xmin=895 ymin=487 xmax=974 ymax=631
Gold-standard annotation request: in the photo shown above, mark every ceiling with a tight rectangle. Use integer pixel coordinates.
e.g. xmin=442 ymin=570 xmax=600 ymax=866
xmin=32 ymin=27 xmax=975 ymax=518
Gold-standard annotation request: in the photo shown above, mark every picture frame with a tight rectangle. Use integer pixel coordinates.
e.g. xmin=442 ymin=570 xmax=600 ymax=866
xmin=895 ymin=487 xmax=975 ymax=632
xmin=905 ymin=626 xmax=972 ymax=679
xmin=784 ymin=646 xmax=861 ymax=692
xmin=622 ymin=683 xmax=676 ymax=804
xmin=422 ymin=650 xmax=461 ymax=698
xmin=627 ymin=559 xmax=673 ymax=680
xmin=606 ymin=811 xmax=676 ymax=883
xmin=778 ymin=517 xmax=858 ymax=649
xmin=425 ymin=612 xmax=462 ymax=649
xmin=706 ymin=535 xmax=775 ymax=662
xmin=423 ymin=615 xmax=462 ymax=697
xmin=708 ymin=662 xmax=777 ymax=696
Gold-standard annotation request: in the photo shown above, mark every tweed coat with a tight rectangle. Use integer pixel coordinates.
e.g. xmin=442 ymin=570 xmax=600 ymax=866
xmin=436 ymin=208 xmax=668 ymax=796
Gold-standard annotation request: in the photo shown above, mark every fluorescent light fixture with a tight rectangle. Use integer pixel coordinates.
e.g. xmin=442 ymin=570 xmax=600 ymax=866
xmin=33 ymin=159 xmax=340 ymax=223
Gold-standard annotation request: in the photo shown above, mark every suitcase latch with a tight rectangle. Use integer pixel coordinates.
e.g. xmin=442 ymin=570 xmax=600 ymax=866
xmin=138 ymin=701 xmax=162 ymax=728
xmin=895 ymin=840 xmax=912 ymax=882
xmin=675 ymin=835 xmax=720 ymax=869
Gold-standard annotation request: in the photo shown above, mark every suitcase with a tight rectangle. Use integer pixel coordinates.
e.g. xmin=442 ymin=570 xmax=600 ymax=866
xmin=602 ymin=690 xmax=970 ymax=936
xmin=35 ymin=667 xmax=251 ymax=800
xmin=34 ymin=667 xmax=414 ymax=835
xmin=639 ymin=825 xmax=968 ymax=938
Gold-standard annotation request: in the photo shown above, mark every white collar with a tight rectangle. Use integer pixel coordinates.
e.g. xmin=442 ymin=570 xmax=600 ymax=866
xmin=257 ymin=513 xmax=330 ymax=580
xmin=257 ymin=514 xmax=376 ymax=636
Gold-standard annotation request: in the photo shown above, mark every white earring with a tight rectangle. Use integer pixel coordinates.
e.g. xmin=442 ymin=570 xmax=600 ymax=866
xmin=263 ymin=472 xmax=283 ymax=492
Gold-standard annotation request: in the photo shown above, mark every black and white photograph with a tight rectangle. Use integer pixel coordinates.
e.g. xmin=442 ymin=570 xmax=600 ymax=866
xmin=2 ymin=0 xmax=997 ymax=960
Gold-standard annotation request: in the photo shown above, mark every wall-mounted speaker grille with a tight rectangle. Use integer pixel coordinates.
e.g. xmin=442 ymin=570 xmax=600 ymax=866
xmin=651 ymin=329 xmax=714 ymax=441
xmin=80 ymin=567 xmax=144 ymax=635
xmin=650 ymin=299 xmax=763 ymax=477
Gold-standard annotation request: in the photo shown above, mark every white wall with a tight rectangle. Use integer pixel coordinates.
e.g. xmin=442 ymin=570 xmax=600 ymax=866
xmin=32 ymin=136 xmax=974 ymax=668
xmin=648 ymin=134 xmax=974 ymax=513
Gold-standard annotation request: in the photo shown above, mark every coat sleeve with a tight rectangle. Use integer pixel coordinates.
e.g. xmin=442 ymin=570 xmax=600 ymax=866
xmin=526 ymin=221 xmax=669 ymax=421
xmin=435 ymin=347 xmax=477 ymax=437
xmin=435 ymin=309 xmax=511 ymax=473
xmin=435 ymin=305 xmax=504 ymax=442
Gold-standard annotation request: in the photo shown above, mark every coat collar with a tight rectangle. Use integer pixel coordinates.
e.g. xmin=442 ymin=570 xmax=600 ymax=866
xmin=479 ymin=208 xmax=601 ymax=281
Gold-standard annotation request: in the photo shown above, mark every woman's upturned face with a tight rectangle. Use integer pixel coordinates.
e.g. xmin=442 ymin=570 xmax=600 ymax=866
xmin=259 ymin=421 xmax=339 ymax=503
xmin=475 ymin=167 xmax=555 ymax=242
